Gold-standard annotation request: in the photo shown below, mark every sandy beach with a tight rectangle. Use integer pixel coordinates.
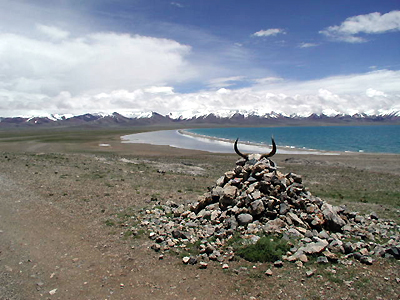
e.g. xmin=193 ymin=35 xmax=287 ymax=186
xmin=121 ymin=129 xmax=338 ymax=155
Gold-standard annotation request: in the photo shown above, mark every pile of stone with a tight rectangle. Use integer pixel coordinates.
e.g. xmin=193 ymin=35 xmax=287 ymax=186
xmin=134 ymin=156 xmax=399 ymax=267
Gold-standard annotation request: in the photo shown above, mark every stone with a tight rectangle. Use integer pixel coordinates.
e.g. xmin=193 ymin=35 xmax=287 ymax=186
xmin=216 ymin=176 xmax=225 ymax=187
xmin=172 ymin=230 xmax=187 ymax=239
xmin=300 ymin=238 xmax=328 ymax=254
xmin=263 ymin=218 xmax=286 ymax=233
xmin=373 ymin=245 xmax=386 ymax=257
xmin=273 ymin=260 xmax=283 ymax=268
xmin=318 ymin=230 xmax=330 ymax=240
xmin=311 ymin=216 xmax=324 ymax=228
xmin=251 ymin=190 xmax=262 ymax=200
xmin=49 ymin=289 xmax=57 ymax=295
xmin=279 ymin=203 xmax=290 ymax=215
xmin=321 ymin=203 xmax=346 ymax=231
xmin=247 ymin=176 xmax=257 ymax=183
xmin=188 ymin=256 xmax=198 ymax=265
xmin=211 ymin=186 xmax=224 ymax=199
xmin=193 ymin=195 xmax=213 ymax=213
xmin=323 ymin=251 xmax=339 ymax=262
xmin=223 ymin=185 xmax=237 ymax=198
xmin=250 ymin=200 xmax=265 ymax=216
xmin=210 ymin=210 xmax=220 ymax=221
xmin=151 ymin=244 xmax=161 ymax=252
xmin=226 ymin=216 xmax=238 ymax=230
xmin=298 ymin=254 xmax=309 ymax=263
xmin=328 ymin=239 xmax=344 ymax=253
xmin=197 ymin=209 xmax=211 ymax=219
xmin=286 ymin=228 xmax=303 ymax=238
xmin=265 ymin=269 xmax=273 ymax=276
xmin=220 ymin=185 xmax=238 ymax=208
xmin=209 ymin=250 xmax=221 ymax=261
xmin=317 ymin=256 xmax=329 ymax=264
xmin=359 ymin=256 xmax=373 ymax=265
xmin=287 ymin=250 xmax=308 ymax=263
xmin=354 ymin=215 xmax=365 ymax=223
xmin=287 ymin=212 xmax=306 ymax=227
xmin=343 ymin=242 xmax=355 ymax=254
xmin=370 ymin=211 xmax=379 ymax=220
xmin=182 ymin=256 xmax=190 ymax=264
xmin=199 ymin=262 xmax=208 ymax=269
xmin=224 ymin=171 xmax=236 ymax=180
xmin=306 ymin=270 xmax=315 ymax=277
xmin=237 ymin=213 xmax=253 ymax=226
xmin=386 ymin=246 xmax=400 ymax=259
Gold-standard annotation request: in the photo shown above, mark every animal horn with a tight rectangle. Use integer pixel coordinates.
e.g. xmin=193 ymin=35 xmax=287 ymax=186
xmin=234 ymin=138 xmax=248 ymax=160
xmin=260 ymin=137 xmax=277 ymax=159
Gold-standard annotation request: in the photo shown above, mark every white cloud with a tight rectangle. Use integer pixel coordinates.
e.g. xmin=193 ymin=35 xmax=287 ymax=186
xmin=0 ymin=26 xmax=195 ymax=97
xmin=365 ymin=88 xmax=387 ymax=98
xmin=145 ymin=86 xmax=175 ymax=94
xmin=207 ymin=76 xmax=245 ymax=89
xmin=298 ymin=42 xmax=319 ymax=48
xmin=320 ymin=10 xmax=400 ymax=43
xmin=171 ymin=2 xmax=184 ymax=8
xmin=36 ymin=24 xmax=70 ymax=40
xmin=216 ymin=88 xmax=231 ymax=95
xmin=1 ymin=69 xmax=399 ymax=117
xmin=252 ymin=28 xmax=286 ymax=37
xmin=253 ymin=77 xmax=284 ymax=84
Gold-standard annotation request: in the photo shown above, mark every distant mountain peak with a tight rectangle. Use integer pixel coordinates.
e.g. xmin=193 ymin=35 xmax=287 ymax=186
xmin=0 ymin=109 xmax=399 ymax=128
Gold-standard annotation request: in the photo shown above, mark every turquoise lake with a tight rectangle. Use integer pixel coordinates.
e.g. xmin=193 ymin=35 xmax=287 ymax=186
xmin=187 ymin=125 xmax=400 ymax=154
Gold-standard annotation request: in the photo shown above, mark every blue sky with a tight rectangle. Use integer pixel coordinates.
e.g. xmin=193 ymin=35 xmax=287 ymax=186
xmin=0 ymin=0 xmax=399 ymax=117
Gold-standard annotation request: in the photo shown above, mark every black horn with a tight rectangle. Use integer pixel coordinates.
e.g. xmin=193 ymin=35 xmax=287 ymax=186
xmin=260 ymin=137 xmax=277 ymax=159
xmin=234 ymin=138 xmax=248 ymax=160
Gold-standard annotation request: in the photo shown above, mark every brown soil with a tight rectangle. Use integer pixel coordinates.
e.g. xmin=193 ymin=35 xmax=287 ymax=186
xmin=0 ymin=135 xmax=399 ymax=300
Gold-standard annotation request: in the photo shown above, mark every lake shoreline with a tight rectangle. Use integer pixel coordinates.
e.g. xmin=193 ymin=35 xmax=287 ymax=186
xmin=121 ymin=129 xmax=339 ymax=155
xmin=182 ymin=125 xmax=400 ymax=155
xmin=178 ymin=129 xmax=340 ymax=155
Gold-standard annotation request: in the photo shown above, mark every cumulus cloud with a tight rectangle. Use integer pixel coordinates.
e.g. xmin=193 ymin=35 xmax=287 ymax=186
xmin=0 ymin=25 xmax=195 ymax=97
xmin=252 ymin=28 xmax=286 ymax=37
xmin=164 ymin=70 xmax=400 ymax=116
xmin=320 ymin=10 xmax=400 ymax=43
xmin=3 ymin=69 xmax=399 ymax=118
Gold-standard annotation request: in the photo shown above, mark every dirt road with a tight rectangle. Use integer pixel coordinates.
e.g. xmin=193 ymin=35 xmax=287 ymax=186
xmin=0 ymin=153 xmax=243 ymax=300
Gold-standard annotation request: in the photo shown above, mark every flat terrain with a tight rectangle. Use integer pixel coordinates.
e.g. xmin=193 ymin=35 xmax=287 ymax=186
xmin=0 ymin=128 xmax=399 ymax=299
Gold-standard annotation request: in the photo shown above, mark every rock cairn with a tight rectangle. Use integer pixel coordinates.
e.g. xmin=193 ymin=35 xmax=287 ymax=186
xmin=135 ymin=156 xmax=399 ymax=267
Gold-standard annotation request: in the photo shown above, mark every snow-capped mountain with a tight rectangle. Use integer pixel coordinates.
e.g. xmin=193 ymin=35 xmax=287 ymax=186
xmin=0 ymin=110 xmax=399 ymax=128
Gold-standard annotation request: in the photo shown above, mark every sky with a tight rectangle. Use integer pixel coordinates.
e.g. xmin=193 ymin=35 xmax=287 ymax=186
xmin=0 ymin=0 xmax=399 ymax=117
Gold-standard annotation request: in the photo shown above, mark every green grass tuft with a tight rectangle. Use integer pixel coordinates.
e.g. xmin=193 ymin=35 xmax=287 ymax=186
xmin=236 ymin=236 xmax=290 ymax=263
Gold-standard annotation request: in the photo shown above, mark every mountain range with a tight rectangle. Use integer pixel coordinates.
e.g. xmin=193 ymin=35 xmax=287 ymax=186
xmin=0 ymin=110 xmax=399 ymax=128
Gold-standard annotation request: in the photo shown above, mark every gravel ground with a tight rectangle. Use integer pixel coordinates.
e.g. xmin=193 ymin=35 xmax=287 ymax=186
xmin=0 ymin=135 xmax=399 ymax=300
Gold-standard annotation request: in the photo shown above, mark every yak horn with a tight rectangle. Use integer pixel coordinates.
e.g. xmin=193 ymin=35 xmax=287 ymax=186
xmin=234 ymin=137 xmax=277 ymax=160
xmin=234 ymin=138 xmax=248 ymax=160
xmin=260 ymin=137 xmax=277 ymax=159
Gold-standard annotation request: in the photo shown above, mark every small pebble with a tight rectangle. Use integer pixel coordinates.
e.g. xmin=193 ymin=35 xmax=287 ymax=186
xmin=265 ymin=269 xmax=273 ymax=276
xmin=49 ymin=288 xmax=57 ymax=295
